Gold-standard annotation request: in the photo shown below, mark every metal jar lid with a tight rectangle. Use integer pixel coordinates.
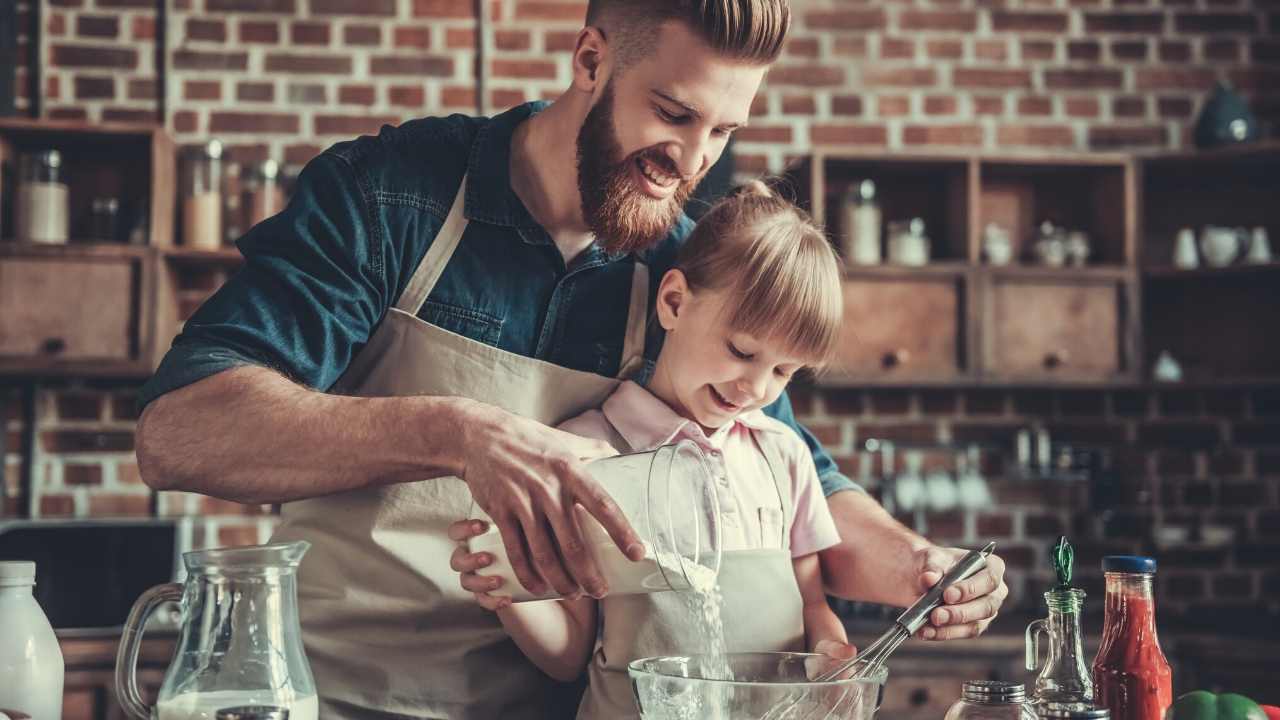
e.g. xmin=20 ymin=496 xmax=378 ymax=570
xmin=962 ymin=680 xmax=1027 ymax=703
xmin=215 ymin=707 xmax=289 ymax=720
xmin=1039 ymin=704 xmax=1111 ymax=720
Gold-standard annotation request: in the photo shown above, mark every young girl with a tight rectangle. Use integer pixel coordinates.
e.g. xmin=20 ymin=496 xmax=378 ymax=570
xmin=460 ymin=180 xmax=853 ymax=719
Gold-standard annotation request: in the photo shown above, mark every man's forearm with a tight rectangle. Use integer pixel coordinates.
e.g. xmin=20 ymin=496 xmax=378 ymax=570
xmin=820 ymin=490 xmax=931 ymax=605
xmin=136 ymin=365 xmax=473 ymax=504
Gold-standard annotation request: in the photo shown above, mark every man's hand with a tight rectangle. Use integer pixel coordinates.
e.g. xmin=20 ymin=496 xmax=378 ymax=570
xmin=457 ymin=401 xmax=644 ymax=599
xmin=913 ymin=545 xmax=1008 ymax=640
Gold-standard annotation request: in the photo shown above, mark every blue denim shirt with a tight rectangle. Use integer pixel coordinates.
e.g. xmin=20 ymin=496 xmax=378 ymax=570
xmin=141 ymin=102 xmax=861 ymax=497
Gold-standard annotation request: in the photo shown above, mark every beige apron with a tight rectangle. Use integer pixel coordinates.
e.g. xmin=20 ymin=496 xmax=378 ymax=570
xmin=270 ymin=173 xmax=650 ymax=720
xmin=576 ymin=434 xmax=806 ymax=720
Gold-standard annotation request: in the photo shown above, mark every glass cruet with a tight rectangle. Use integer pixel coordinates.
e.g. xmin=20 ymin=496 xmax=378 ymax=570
xmin=115 ymin=542 xmax=317 ymax=720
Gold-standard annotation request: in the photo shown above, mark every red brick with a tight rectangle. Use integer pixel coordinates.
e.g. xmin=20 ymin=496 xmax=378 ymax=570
xmin=104 ymin=107 xmax=156 ymax=124
xmin=783 ymin=95 xmax=817 ymax=115
xmin=284 ymin=143 xmax=323 ymax=165
xmin=446 ymin=27 xmax=474 ymax=49
xmin=51 ymin=44 xmax=137 ymax=69
xmin=441 ymin=85 xmax=476 ymax=108
xmin=209 ymin=112 xmax=300 ymax=134
xmin=750 ymin=95 xmax=769 ymax=117
xmin=117 ymin=461 xmax=143 ymax=485
xmin=786 ymin=37 xmax=819 ymax=58
xmin=207 ymin=0 xmax=294 ymax=11
xmin=370 ymin=56 xmax=452 ymax=76
xmin=874 ymin=95 xmax=909 ymax=117
xmin=312 ymin=0 xmax=395 ymax=14
xmin=1203 ymin=39 xmax=1240 ymax=61
xmin=810 ymin=124 xmax=888 ymax=146
xmin=290 ymin=21 xmax=330 ymax=45
xmin=1136 ymin=68 xmax=1216 ymax=91
xmin=182 ymin=79 xmax=220 ymax=101
xmin=42 ymin=431 xmax=133 ymax=453
xmin=974 ymin=96 xmax=1006 ymax=115
xmin=1084 ymin=13 xmax=1165 ymax=33
xmin=90 ymin=493 xmax=151 ymax=517
xmin=76 ymin=14 xmax=119 ymax=38
xmin=48 ymin=12 xmax=67 ymax=36
xmin=203 ymin=497 xmax=267 ymax=515
xmin=880 ymin=38 xmax=915 ymax=60
xmin=173 ymin=110 xmax=199 ymax=133
xmin=39 ymin=494 xmax=76 ymax=517
xmin=853 ymin=422 xmax=938 ymax=444
xmin=993 ymin=11 xmax=1070 ymax=32
xmin=1022 ymin=40 xmax=1057 ymax=61
xmin=495 ymin=30 xmax=531 ymax=51
xmin=389 ymin=85 xmax=425 ymax=107
xmin=767 ymin=65 xmax=845 ymax=87
xmin=393 ymin=26 xmax=432 ymax=49
xmin=545 ymin=30 xmax=578 ymax=53
xmin=187 ymin=18 xmax=226 ymax=42
xmin=266 ymin=53 xmax=351 ymax=74
xmin=72 ymin=75 xmax=114 ymax=100
xmin=975 ymin=40 xmax=1009 ymax=61
xmin=64 ymin=464 xmax=103 ymax=486
xmin=862 ymin=67 xmax=936 ymax=88
xmin=955 ymin=67 xmax=1032 ymax=89
xmin=899 ymin=10 xmax=977 ymax=31
xmin=314 ymin=114 xmax=400 ymax=135
xmin=412 ymin=0 xmax=473 ymax=16
xmin=1159 ymin=41 xmax=1192 ymax=62
xmin=513 ymin=1 xmax=585 ymax=21
xmin=343 ymin=24 xmax=381 ymax=46
xmin=736 ymin=154 xmax=768 ymax=174
xmin=736 ymin=126 xmax=792 ymax=143
xmin=236 ymin=81 xmax=274 ymax=102
xmin=1068 ymin=41 xmax=1101 ymax=62
xmin=286 ymin=82 xmax=327 ymax=104
xmin=125 ymin=78 xmax=155 ymax=100
xmin=338 ymin=84 xmax=376 ymax=105
xmin=926 ymin=39 xmax=964 ymax=60
xmin=1113 ymin=97 xmax=1148 ymax=118
xmin=829 ymin=95 xmax=861 ymax=116
xmin=922 ymin=96 xmax=956 ymax=116
xmin=173 ymin=49 xmax=249 ymax=71
xmin=1174 ymin=13 xmax=1257 ymax=33
xmin=1229 ymin=68 xmax=1280 ymax=92
xmin=239 ymin=20 xmax=279 ymax=43
xmin=824 ymin=390 xmax=863 ymax=416
xmin=491 ymin=59 xmax=556 ymax=79
xmin=1045 ymin=69 xmax=1124 ymax=90
xmin=998 ymin=125 xmax=1075 ymax=148
xmin=1112 ymin=40 xmax=1149 ymax=60
xmin=833 ymin=36 xmax=867 ymax=58
xmin=1017 ymin=96 xmax=1054 ymax=116
xmin=805 ymin=9 xmax=886 ymax=31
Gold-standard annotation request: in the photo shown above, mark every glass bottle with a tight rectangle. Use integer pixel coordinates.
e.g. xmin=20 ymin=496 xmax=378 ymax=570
xmin=944 ymin=681 xmax=1039 ymax=720
xmin=1091 ymin=556 xmax=1172 ymax=720
xmin=841 ymin=179 xmax=881 ymax=265
xmin=241 ymin=158 xmax=284 ymax=229
xmin=181 ymin=139 xmax=224 ymax=250
xmin=0 ymin=561 xmax=65 ymax=719
xmin=1027 ymin=587 xmax=1093 ymax=708
xmin=16 ymin=149 xmax=69 ymax=244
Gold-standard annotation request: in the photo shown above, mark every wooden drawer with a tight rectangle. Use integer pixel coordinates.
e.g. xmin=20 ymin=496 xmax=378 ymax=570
xmin=831 ymin=274 xmax=968 ymax=382
xmin=0 ymin=256 xmax=140 ymax=365
xmin=982 ymin=273 xmax=1131 ymax=382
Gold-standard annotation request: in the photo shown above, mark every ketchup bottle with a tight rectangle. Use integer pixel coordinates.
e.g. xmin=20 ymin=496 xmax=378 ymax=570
xmin=1091 ymin=556 xmax=1172 ymax=720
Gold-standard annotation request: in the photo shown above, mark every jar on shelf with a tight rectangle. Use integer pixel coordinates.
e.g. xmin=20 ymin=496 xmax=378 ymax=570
xmin=944 ymin=681 xmax=1038 ymax=720
xmin=16 ymin=149 xmax=70 ymax=244
xmin=887 ymin=217 xmax=930 ymax=266
xmin=241 ymin=159 xmax=284 ymax=230
xmin=181 ymin=140 xmax=224 ymax=250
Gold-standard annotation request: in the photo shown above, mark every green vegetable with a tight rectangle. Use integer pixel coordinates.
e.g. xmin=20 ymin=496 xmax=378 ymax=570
xmin=1169 ymin=691 xmax=1267 ymax=720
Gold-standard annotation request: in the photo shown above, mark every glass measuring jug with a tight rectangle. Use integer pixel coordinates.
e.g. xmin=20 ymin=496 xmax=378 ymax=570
xmin=115 ymin=542 xmax=317 ymax=720
xmin=469 ymin=439 xmax=723 ymax=601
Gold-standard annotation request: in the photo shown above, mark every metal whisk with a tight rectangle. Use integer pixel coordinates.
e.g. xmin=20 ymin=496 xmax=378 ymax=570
xmin=815 ymin=542 xmax=996 ymax=683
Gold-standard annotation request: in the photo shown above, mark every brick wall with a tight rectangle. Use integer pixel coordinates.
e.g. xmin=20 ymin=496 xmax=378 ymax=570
xmin=5 ymin=0 xmax=1279 ymax=621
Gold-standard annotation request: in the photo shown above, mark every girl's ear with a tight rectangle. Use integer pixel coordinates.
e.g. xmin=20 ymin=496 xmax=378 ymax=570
xmin=655 ymin=269 xmax=690 ymax=332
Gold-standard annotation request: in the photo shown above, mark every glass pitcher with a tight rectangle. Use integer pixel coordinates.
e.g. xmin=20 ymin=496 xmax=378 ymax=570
xmin=1026 ymin=588 xmax=1093 ymax=709
xmin=469 ymin=439 xmax=723 ymax=601
xmin=114 ymin=542 xmax=317 ymax=720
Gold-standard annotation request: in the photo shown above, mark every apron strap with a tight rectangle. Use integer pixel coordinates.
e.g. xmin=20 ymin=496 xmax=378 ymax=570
xmin=754 ymin=430 xmax=793 ymax=549
xmin=395 ymin=174 xmax=470 ymax=314
xmin=617 ymin=262 xmax=649 ymax=380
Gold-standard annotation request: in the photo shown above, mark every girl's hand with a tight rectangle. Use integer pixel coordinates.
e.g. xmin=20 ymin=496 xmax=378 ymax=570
xmin=805 ymin=639 xmax=858 ymax=680
xmin=449 ymin=519 xmax=513 ymax=612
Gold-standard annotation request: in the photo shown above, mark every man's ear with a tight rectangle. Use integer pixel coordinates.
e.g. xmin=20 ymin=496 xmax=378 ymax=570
xmin=571 ymin=27 xmax=608 ymax=94
xmin=655 ymin=269 xmax=690 ymax=332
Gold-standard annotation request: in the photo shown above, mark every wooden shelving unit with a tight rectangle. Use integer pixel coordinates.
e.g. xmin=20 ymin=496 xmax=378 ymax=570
xmin=789 ymin=144 xmax=1278 ymax=388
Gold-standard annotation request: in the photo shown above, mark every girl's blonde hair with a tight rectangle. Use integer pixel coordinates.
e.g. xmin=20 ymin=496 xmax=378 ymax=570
xmin=677 ymin=179 xmax=843 ymax=367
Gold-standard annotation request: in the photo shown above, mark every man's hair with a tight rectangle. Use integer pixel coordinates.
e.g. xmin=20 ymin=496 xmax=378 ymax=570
xmin=585 ymin=0 xmax=791 ymax=68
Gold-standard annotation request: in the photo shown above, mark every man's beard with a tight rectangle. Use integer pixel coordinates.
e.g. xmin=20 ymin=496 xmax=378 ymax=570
xmin=576 ymin=81 xmax=705 ymax=255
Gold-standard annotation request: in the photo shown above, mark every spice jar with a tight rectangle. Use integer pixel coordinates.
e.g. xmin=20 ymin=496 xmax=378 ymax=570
xmin=181 ymin=140 xmax=224 ymax=250
xmin=16 ymin=150 xmax=69 ymax=244
xmin=944 ymin=681 xmax=1038 ymax=720
xmin=83 ymin=197 xmax=120 ymax=243
xmin=1039 ymin=704 xmax=1111 ymax=720
xmin=241 ymin=159 xmax=284 ymax=229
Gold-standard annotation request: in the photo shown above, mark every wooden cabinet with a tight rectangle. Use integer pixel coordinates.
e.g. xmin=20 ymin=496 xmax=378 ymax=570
xmin=58 ymin=631 xmax=174 ymax=720
xmin=832 ymin=269 xmax=971 ymax=383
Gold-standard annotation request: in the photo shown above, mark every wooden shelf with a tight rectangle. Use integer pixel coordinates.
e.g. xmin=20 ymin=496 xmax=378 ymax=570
xmin=162 ymin=246 xmax=244 ymax=266
xmin=0 ymin=241 xmax=149 ymax=259
xmin=982 ymin=264 xmax=1134 ymax=281
xmin=842 ymin=261 xmax=970 ymax=278
xmin=1144 ymin=262 xmax=1280 ymax=278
